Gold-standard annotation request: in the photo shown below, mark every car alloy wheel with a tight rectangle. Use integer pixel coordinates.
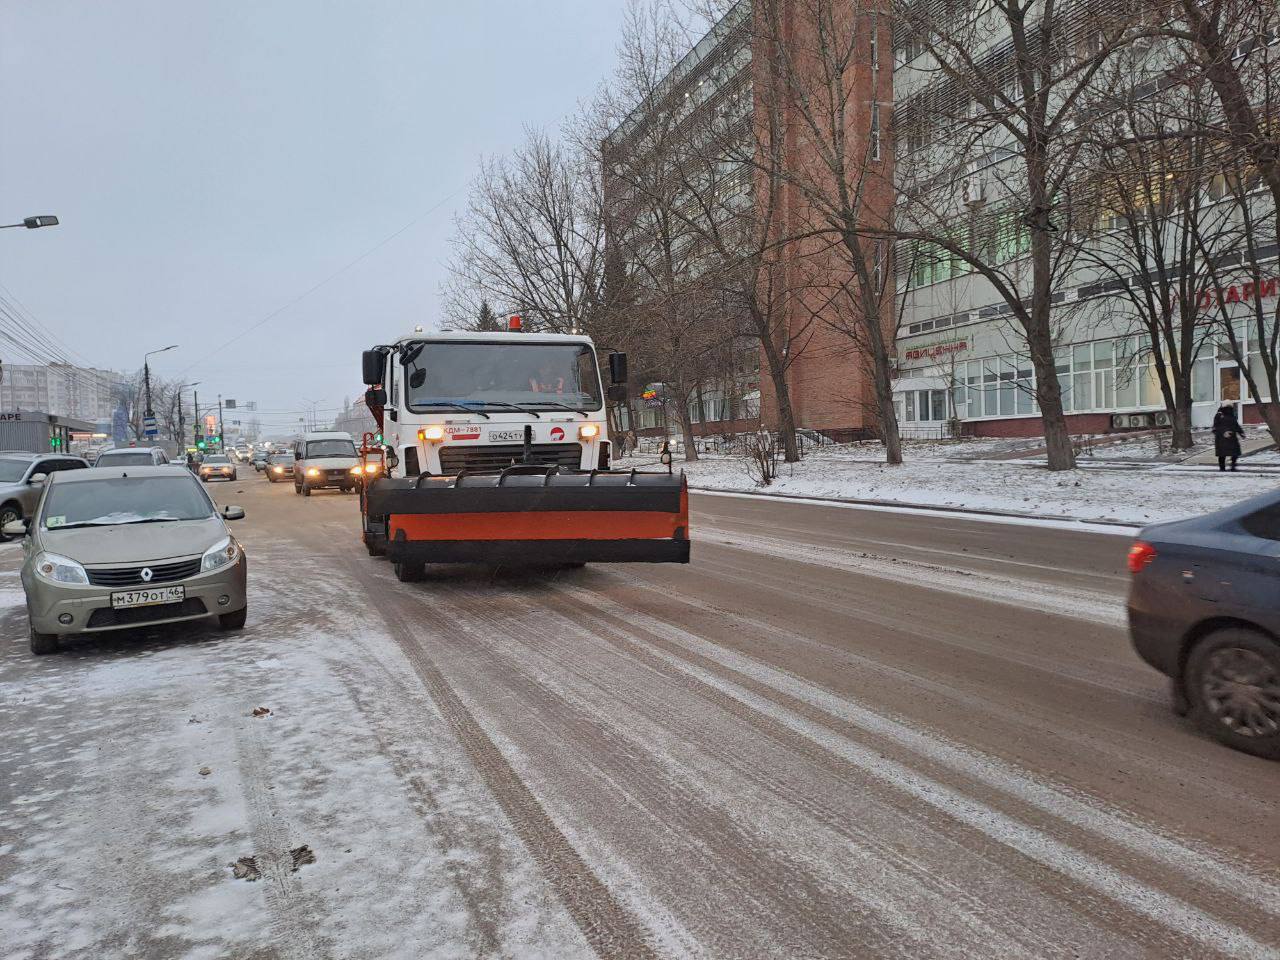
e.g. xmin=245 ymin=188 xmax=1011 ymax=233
xmin=1188 ymin=628 xmax=1280 ymax=759
xmin=0 ymin=504 xmax=20 ymax=541
xmin=1201 ymin=646 xmax=1280 ymax=738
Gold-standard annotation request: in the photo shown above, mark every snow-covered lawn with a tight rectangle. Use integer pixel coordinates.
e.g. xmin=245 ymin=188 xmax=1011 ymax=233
xmin=620 ymin=452 xmax=1279 ymax=525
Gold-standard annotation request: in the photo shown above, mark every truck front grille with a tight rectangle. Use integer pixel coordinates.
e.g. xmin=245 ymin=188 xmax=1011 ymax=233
xmin=439 ymin=443 xmax=582 ymax=475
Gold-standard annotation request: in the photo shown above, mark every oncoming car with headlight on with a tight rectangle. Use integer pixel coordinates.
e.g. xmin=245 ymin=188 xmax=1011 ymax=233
xmin=265 ymin=451 xmax=296 ymax=482
xmin=5 ymin=465 xmax=248 ymax=654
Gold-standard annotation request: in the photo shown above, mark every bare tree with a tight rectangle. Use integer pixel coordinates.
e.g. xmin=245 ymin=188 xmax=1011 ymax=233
xmin=597 ymin=1 xmax=741 ymax=461
xmin=889 ymin=0 xmax=1143 ymax=469
xmin=751 ymin=0 xmax=903 ymax=462
xmin=443 ymin=126 xmax=606 ymax=336
xmin=1076 ymin=66 xmax=1229 ymax=450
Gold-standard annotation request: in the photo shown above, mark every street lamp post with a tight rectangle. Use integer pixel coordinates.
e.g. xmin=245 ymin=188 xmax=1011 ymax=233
xmin=0 ymin=215 xmax=59 ymax=230
xmin=177 ymin=381 xmax=200 ymax=446
xmin=142 ymin=345 xmax=178 ymax=442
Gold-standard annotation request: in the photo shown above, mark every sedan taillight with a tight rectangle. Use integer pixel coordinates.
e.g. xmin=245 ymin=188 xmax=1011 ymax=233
xmin=1127 ymin=541 xmax=1157 ymax=574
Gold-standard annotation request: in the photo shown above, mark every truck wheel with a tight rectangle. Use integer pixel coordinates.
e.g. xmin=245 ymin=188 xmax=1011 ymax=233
xmin=366 ymin=539 xmax=387 ymax=557
xmin=394 ymin=560 xmax=424 ymax=582
xmin=1186 ymin=627 xmax=1280 ymax=760
xmin=29 ymin=625 xmax=59 ymax=655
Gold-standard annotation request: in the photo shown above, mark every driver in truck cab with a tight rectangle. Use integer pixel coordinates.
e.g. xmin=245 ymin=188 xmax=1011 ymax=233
xmin=530 ymin=361 xmax=564 ymax=395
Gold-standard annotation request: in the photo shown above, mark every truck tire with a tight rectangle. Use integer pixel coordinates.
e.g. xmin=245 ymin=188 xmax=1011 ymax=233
xmin=394 ymin=560 xmax=424 ymax=582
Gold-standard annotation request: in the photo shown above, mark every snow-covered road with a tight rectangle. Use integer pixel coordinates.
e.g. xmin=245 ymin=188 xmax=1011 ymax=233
xmin=1 ymin=482 xmax=1277 ymax=959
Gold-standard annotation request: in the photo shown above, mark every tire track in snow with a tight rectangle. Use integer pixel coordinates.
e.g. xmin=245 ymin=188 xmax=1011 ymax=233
xmin=553 ymin=581 xmax=1280 ymax=959
xmin=699 ymin=524 xmax=1126 ymax=627
xmin=341 ymin=556 xmax=661 ymax=960
xmin=431 ymin=580 xmax=1099 ymax=959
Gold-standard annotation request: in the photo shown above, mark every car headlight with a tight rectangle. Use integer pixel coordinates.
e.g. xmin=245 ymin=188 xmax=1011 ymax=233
xmin=32 ymin=551 xmax=89 ymax=585
xmin=201 ymin=536 xmax=240 ymax=572
xmin=273 ymin=466 xmax=284 ymax=473
xmin=306 ymin=468 xmax=320 ymax=477
xmin=350 ymin=465 xmax=363 ymax=475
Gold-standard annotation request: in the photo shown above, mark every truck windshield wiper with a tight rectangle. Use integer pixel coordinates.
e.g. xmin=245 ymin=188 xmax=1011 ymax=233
xmin=527 ymin=401 xmax=589 ymax=418
xmin=421 ymin=401 xmax=490 ymax=419
xmin=477 ymin=401 xmax=541 ymax=418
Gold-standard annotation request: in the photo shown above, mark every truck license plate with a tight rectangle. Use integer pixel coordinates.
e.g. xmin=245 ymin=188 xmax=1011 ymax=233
xmin=489 ymin=430 xmax=523 ymax=442
xmin=111 ymin=586 xmax=185 ymax=609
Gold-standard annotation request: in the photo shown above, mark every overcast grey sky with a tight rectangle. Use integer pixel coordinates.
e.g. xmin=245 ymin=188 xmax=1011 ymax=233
xmin=0 ymin=0 xmax=626 ymax=435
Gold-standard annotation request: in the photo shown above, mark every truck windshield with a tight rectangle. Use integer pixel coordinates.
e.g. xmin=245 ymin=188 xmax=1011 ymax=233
xmin=404 ymin=342 xmax=602 ymax=413
xmin=305 ymin=440 xmax=357 ymax=458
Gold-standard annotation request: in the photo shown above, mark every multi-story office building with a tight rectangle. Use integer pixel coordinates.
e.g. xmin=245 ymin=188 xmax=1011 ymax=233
xmin=890 ymin=6 xmax=1277 ymax=438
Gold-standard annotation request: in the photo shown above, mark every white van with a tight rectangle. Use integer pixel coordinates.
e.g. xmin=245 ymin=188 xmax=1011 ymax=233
xmin=292 ymin=431 xmax=359 ymax=496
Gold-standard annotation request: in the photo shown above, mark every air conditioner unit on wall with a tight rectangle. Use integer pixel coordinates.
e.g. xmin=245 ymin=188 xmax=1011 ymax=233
xmin=1154 ymin=411 xmax=1171 ymax=427
xmin=961 ymin=176 xmax=987 ymax=207
xmin=1111 ymin=414 xmax=1127 ymax=429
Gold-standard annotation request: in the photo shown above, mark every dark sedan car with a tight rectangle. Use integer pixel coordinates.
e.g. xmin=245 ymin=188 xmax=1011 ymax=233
xmin=1128 ymin=489 xmax=1280 ymax=759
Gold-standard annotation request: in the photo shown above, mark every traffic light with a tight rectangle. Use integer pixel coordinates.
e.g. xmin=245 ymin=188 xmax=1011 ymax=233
xmin=373 ymin=432 xmax=383 ymax=444
xmin=196 ymin=439 xmax=207 ymax=450
xmin=49 ymin=435 xmax=62 ymax=450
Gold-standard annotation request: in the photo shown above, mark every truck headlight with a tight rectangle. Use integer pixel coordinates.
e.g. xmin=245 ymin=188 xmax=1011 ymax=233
xmin=350 ymin=465 xmax=363 ymax=475
xmin=33 ymin=551 xmax=88 ymax=585
xmin=306 ymin=468 xmax=320 ymax=477
xmin=201 ymin=536 xmax=240 ymax=572
xmin=418 ymin=425 xmax=445 ymax=442
xmin=578 ymin=423 xmax=600 ymax=440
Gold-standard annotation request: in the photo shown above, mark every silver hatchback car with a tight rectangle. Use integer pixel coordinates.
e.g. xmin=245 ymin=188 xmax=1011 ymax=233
xmin=5 ymin=465 xmax=249 ymax=654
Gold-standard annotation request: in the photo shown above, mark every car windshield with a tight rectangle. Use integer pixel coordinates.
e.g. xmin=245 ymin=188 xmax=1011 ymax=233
xmin=271 ymin=454 xmax=295 ymax=462
xmin=305 ymin=440 xmax=356 ymax=458
xmin=0 ymin=459 xmax=31 ymax=483
xmin=404 ymin=342 xmax=603 ymax=412
xmin=205 ymin=455 xmax=230 ymax=464
xmin=96 ymin=451 xmax=154 ymax=466
xmin=41 ymin=476 xmax=214 ymax=529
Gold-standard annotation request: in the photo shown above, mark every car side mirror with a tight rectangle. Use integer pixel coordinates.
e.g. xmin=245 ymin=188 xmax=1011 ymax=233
xmin=28 ymin=473 xmax=47 ymax=485
xmin=222 ymin=505 xmax=246 ymax=521
xmin=608 ymin=352 xmax=628 ymax=385
xmin=2 ymin=519 xmax=28 ymax=537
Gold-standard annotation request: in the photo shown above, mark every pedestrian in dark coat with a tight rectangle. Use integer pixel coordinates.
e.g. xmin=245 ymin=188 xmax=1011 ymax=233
xmin=1213 ymin=404 xmax=1243 ymax=472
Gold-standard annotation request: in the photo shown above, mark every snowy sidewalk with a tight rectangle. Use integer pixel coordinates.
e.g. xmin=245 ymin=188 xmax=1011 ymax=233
xmin=619 ymin=451 xmax=1278 ymax=526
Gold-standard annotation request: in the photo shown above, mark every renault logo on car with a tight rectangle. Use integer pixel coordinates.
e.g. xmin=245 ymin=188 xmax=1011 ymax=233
xmin=140 ymin=567 xmax=153 ymax=583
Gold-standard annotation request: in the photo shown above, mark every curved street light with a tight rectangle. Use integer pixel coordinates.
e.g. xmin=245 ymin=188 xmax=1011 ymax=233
xmin=142 ymin=344 xmax=179 ymax=428
xmin=0 ymin=215 xmax=59 ymax=230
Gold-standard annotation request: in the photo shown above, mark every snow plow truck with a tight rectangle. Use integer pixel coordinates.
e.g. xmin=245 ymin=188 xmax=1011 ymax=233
xmin=357 ymin=321 xmax=690 ymax=580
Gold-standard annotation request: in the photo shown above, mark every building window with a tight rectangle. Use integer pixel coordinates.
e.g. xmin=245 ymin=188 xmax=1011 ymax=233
xmin=869 ymin=13 xmax=879 ymax=68
xmin=873 ymin=240 xmax=885 ymax=293
xmin=870 ymin=102 xmax=881 ymax=161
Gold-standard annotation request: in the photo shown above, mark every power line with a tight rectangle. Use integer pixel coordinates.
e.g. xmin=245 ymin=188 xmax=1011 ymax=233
xmin=177 ymin=186 xmax=463 ymax=377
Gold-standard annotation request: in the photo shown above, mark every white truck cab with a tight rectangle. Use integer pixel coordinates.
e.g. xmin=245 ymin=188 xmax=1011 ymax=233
xmin=293 ymin=431 xmax=360 ymax=496
xmin=369 ymin=330 xmax=621 ymax=478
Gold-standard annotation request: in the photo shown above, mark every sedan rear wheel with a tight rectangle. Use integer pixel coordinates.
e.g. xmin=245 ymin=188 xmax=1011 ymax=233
xmin=1187 ymin=628 xmax=1280 ymax=759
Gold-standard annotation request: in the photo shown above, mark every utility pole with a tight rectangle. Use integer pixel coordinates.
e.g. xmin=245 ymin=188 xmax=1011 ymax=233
xmin=218 ymin=395 xmax=225 ymax=448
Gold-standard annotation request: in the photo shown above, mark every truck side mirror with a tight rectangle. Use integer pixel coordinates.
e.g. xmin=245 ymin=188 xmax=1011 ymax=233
xmin=365 ymin=387 xmax=387 ymax=408
xmin=362 ymin=350 xmax=386 ymax=386
xmin=608 ymin=352 xmax=629 ymax=385
xmin=607 ymin=384 xmax=628 ymax=403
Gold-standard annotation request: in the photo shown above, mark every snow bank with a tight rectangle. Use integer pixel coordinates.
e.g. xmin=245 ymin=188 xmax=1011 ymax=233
xmin=620 ymin=452 xmax=1278 ymax=525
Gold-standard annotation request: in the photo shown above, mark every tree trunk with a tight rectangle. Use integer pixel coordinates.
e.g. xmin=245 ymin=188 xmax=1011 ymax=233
xmin=871 ymin=348 xmax=902 ymax=465
xmin=1171 ymin=382 xmax=1194 ymax=451
xmin=1027 ymin=335 xmax=1075 ymax=470
xmin=760 ymin=332 xmax=800 ymax=462
xmin=1256 ymin=401 xmax=1280 ymax=449
xmin=674 ymin=403 xmax=699 ymax=462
